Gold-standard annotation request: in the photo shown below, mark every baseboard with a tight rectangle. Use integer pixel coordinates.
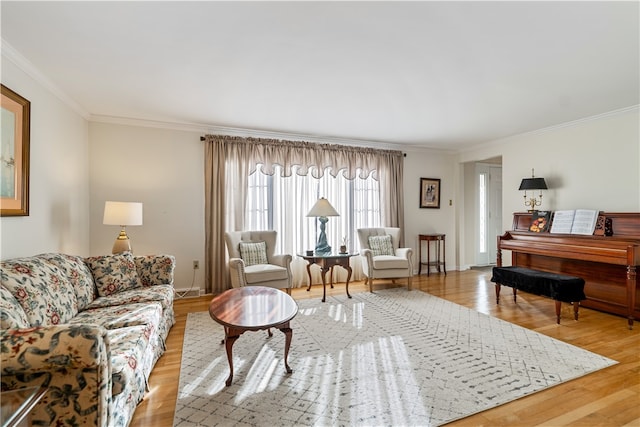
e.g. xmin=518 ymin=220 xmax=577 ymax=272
xmin=174 ymin=288 xmax=201 ymax=298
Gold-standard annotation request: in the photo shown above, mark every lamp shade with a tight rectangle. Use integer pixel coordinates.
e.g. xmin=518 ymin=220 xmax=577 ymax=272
xmin=306 ymin=197 xmax=340 ymax=217
xmin=518 ymin=177 xmax=548 ymax=191
xmin=103 ymin=201 xmax=143 ymax=226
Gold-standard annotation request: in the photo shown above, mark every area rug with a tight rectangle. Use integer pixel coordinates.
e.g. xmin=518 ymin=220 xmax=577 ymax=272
xmin=173 ymin=288 xmax=616 ymax=427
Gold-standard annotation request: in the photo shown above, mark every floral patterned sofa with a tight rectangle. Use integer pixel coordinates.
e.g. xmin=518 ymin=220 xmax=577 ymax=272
xmin=0 ymin=252 xmax=176 ymax=427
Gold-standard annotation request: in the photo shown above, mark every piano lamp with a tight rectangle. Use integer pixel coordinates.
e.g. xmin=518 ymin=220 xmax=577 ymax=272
xmin=306 ymin=197 xmax=340 ymax=254
xmin=103 ymin=201 xmax=143 ymax=254
xmin=519 ymin=169 xmax=548 ymax=211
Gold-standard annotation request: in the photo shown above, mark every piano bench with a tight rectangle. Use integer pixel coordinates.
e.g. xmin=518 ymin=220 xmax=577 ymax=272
xmin=491 ymin=266 xmax=586 ymax=324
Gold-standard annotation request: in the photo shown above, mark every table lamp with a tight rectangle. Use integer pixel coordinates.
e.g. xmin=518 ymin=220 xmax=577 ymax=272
xmin=306 ymin=197 xmax=339 ymax=254
xmin=103 ymin=201 xmax=143 ymax=253
xmin=519 ymin=169 xmax=548 ymax=211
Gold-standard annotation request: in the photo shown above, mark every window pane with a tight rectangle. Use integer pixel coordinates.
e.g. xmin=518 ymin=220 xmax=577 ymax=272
xmin=246 ymin=166 xmax=381 ymax=254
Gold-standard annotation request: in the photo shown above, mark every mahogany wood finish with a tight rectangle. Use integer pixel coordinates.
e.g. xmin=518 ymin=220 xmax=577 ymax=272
xmin=499 ymin=212 xmax=640 ymax=328
xmin=299 ymin=253 xmax=355 ymax=302
xmin=131 ymin=273 xmax=640 ymax=427
xmin=418 ymin=233 xmax=447 ymax=276
xmin=208 ymin=286 xmax=298 ymax=386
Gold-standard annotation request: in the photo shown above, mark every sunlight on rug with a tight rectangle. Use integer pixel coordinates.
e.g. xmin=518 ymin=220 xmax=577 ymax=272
xmin=173 ymin=288 xmax=616 ymax=427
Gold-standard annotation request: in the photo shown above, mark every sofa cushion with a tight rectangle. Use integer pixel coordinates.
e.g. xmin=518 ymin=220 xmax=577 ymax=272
xmin=244 ymin=264 xmax=288 ymax=284
xmin=69 ymin=302 xmax=162 ymax=331
xmin=134 ymin=255 xmax=175 ymax=286
xmin=38 ymin=253 xmax=96 ymax=311
xmin=85 ymin=252 xmax=142 ymax=297
xmin=371 ymin=255 xmax=409 ymax=270
xmin=0 ymin=285 xmax=29 ymax=329
xmin=368 ymin=235 xmax=395 ymax=256
xmin=0 ymin=257 xmax=78 ymax=326
xmin=85 ymin=285 xmax=174 ymax=312
xmin=239 ymin=241 xmax=268 ymax=266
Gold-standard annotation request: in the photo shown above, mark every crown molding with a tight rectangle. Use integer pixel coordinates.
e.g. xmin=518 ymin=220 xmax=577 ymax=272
xmin=1 ymin=38 xmax=90 ymax=119
xmin=89 ymin=114 xmax=420 ymax=152
xmin=464 ymin=104 xmax=640 ymax=153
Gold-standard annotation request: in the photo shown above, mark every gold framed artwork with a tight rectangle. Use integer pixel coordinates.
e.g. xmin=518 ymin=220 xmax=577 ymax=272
xmin=1 ymin=84 xmax=30 ymax=216
xmin=420 ymin=177 xmax=440 ymax=209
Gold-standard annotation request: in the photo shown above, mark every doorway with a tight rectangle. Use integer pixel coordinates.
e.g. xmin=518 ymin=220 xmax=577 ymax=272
xmin=475 ymin=162 xmax=502 ymax=266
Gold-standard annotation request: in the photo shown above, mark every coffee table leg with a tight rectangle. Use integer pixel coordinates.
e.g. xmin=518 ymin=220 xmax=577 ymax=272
xmin=279 ymin=323 xmax=293 ymax=374
xmin=224 ymin=329 xmax=240 ymax=386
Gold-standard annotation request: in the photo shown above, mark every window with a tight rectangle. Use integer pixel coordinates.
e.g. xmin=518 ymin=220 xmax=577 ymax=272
xmin=246 ymin=165 xmax=381 ymax=255
xmin=478 ymin=172 xmax=487 ymax=253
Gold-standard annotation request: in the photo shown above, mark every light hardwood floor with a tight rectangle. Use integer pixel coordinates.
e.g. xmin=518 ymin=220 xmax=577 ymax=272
xmin=131 ymin=269 xmax=640 ymax=426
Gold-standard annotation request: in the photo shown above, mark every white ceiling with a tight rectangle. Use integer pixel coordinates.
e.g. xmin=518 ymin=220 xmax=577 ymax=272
xmin=2 ymin=1 xmax=638 ymax=151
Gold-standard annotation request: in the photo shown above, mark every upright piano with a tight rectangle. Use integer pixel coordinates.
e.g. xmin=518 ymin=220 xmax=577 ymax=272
xmin=497 ymin=212 xmax=640 ymax=328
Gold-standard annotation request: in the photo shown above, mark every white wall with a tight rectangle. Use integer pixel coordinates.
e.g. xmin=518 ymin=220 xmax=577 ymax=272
xmin=0 ymin=56 xmax=90 ymax=259
xmin=460 ymin=107 xmax=640 ymax=234
xmin=402 ymin=150 xmax=458 ymax=271
xmin=88 ymin=122 xmax=205 ymax=291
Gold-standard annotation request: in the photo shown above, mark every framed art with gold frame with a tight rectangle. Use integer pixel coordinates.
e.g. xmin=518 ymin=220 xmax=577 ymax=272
xmin=1 ymin=84 xmax=30 ymax=217
xmin=420 ymin=177 xmax=440 ymax=209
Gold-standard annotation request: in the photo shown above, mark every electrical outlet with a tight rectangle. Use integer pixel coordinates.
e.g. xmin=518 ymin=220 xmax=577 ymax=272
xmin=193 ymin=260 xmax=199 ymax=270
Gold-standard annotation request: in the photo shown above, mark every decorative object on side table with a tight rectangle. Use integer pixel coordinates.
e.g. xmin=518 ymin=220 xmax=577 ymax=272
xmin=339 ymin=236 xmax=348 ymax=254
xmin=306 ymin=197 xmax=340 ymax=254
xmin=420 ymin=177 xmax=440 ymax=208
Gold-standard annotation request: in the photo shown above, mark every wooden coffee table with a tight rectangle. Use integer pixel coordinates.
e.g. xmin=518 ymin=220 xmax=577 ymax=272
xmin=209 ymin=286 xmax=298 ymax=386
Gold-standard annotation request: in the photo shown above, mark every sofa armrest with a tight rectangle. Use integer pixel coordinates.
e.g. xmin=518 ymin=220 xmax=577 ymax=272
xmin=361 ymin=248 xmax=374 ymax=261
xmin=135 ymin=254 xmax=175 ymax=286
xmin=1 ymin=324 xmax=111 ymax=426
xmin=395 ymin=247 xmax=413 ymax=260
xmin=270 ymin=254 xmax=292 ymax=268
xmin=228 ymin=257 xmax=246 ymax=288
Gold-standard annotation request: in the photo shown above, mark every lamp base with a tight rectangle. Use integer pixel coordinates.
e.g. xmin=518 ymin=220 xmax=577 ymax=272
xmin=315 ymin=216 xmax=332 ymax=254
xmin=112 ymin=228 xmax=132 ymax=254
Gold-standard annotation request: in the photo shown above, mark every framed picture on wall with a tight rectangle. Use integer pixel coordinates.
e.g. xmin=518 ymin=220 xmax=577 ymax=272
xmin=1 ymin=84 xmax=31 ymax=216
xmin=420 ymin=177 xmax=440 ymax=209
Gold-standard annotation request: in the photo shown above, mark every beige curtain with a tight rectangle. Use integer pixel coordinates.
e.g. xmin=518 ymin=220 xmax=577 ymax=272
xmin=203 ymin=134 xmax=404 ymax=293
xmin=203 ymin=137 xmax=227 ymax=294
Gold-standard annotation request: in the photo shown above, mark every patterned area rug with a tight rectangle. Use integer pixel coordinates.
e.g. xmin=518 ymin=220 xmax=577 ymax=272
xmin=173 ymin=289 xmax=616 ymax=427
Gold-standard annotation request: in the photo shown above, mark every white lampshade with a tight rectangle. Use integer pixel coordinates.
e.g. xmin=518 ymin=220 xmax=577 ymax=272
xmin=103 ymin=201 xmax=143 ymax=254
xmin=103 ymin=201 xmax=143 ymax=226
xmin=306 ymin=198 xmax=339 ymax=217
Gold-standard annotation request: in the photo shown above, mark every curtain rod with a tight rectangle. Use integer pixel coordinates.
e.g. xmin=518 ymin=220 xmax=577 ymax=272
xmin=200 ymin=135 xmax=407 ymax=157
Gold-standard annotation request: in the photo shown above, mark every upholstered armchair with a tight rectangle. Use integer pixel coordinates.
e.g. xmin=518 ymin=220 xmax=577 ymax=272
xmin=357 ymin=227 xmax=414 ymax=291
xmin=224 ymin=230 xmax=293 ymax=293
